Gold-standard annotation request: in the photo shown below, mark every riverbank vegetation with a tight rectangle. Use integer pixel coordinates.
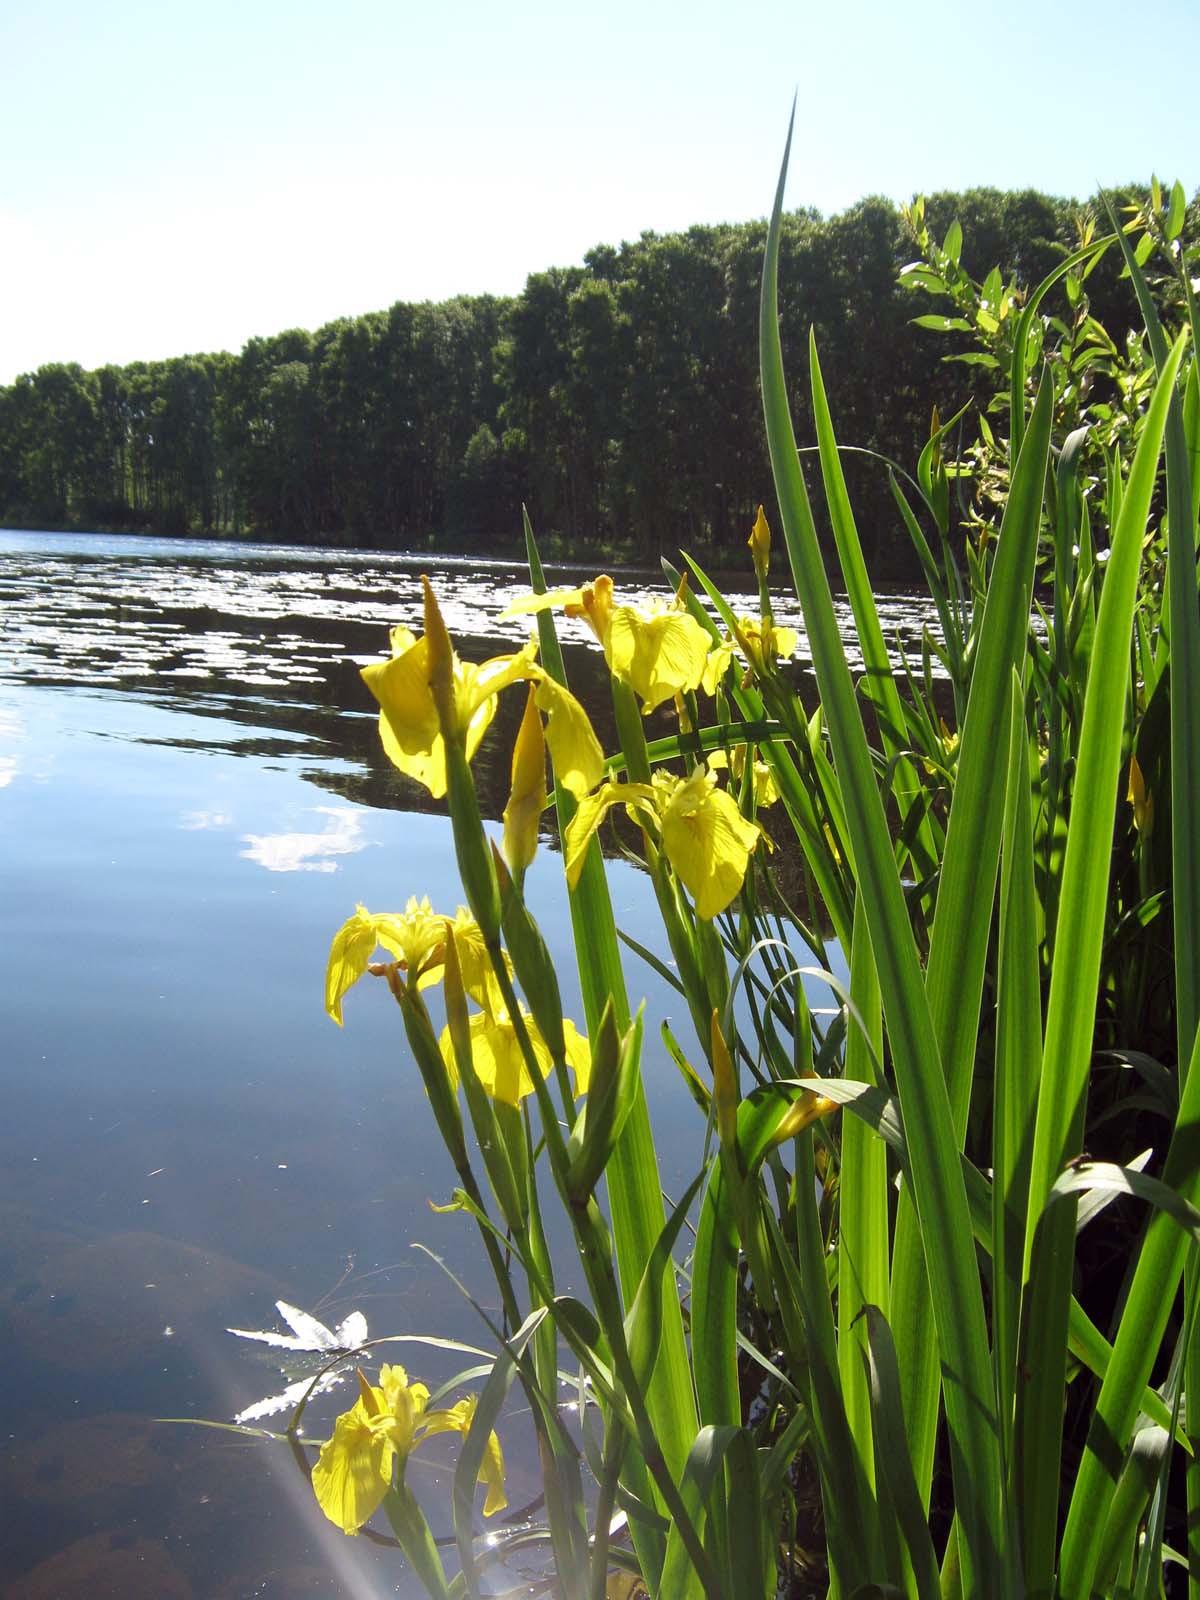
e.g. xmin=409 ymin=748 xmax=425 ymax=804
xmin=223 ymin=141 xmax=1200 ymax=1597
xmin=3 ymin=184 xmax=1194 ymax=575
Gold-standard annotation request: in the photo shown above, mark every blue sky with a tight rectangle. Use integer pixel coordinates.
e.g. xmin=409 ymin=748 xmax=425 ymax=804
xmin=2 ymin=0 xmax=1196 ymax=383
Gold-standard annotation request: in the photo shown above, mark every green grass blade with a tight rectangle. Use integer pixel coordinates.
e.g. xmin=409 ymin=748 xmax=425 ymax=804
xmin=836 ymin=895 xmax=888 ymax=1504
xmin=762 ymin=113 xmax=1007 ymax=1597
xmin=992 ymin=670 xmax=1042 ymax=1471
xmin=927 ymin=367 xmax=1051 ymax=1135
xmin=1019 ymin=327 xmax=1187 ymax=1241
xmin=1059 ymin=1020 xmax=1200 ymax=1590
xmin=692 ymin=1084 xmax=808 ymax=1431
xmin=809 ymin=334 xmax=940 ymax=884
xmin=1015 ymin=331 xmax=1188 ymax=1593
xmin=1102 ymin=200 xmax=1200 ymax=1062
xmin=889 ymin=365 xmax=1052 ymax=1502
xmin=523 ymin=513 xmax=698 ymax=1590
xmin=863 ymin=1305 xmax=942 ymax=1600
xmin=766 ymin=1181 xmax=879 ymax=1591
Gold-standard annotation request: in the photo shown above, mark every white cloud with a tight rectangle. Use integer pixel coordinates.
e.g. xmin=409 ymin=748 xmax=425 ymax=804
xmin=239 ymin=805 xmax=368 ymax=873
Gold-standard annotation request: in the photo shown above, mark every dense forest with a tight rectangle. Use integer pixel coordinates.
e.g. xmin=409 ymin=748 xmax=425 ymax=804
xmin=0 ymin=187 xmax=1187 ymax=573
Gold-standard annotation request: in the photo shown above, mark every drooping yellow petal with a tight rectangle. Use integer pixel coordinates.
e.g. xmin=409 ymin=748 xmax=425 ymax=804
xmin=325 ymin=900 xmax=450 ymax=1023
xmin=310 ymin=1400 xmax=394 ymax=1535
xmin=502 ymin=686 xmax=547 ymax=875
xmin=447 ymin=910 xmax=507 ymax=1017
xmin=500 ymin=578 xmax=615 ymax=649
xmin=363 ymin=635 xmax=447 ymax=793
xmin=607 ymin=606 xmax=713 ymax=714
xmin=562 ymin=779 xmax=655 ymax=888
xmin=656 ymin=770 xmax=762 ymax=920
xmin=325 ymin=905 xmax=387 ymax=1026
xmin=700 ymin=639 xmax=736 ymax=697
xmin=478 ymin=1425 xmax=507 ymax=1516
xmin=499 ymin=586 xmax=587 ymax=620
xmin=532 ymin=672 xmax=605 ymax=799
xmin=416 ymin=1395 xmax=508 ymax=1517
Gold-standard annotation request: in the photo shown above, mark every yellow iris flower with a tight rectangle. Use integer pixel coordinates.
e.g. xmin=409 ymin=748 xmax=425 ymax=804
xmin=311 ymin=1364 xmax=505 ymax=1536
xmin=701 ymin=616 xmax=799 ymax=696
xmin=565 ymin=768 xmax=762 ymax=920
xmin=706 ymin=746 xmax=781 ymax=809
xmin=440 ymin=1005 xmax=591 ymax=1105
xmin=502 ymin=576 xmax=713 ymax=715
xmin=325 ymin=902 xmax=502 ymax=1024
xmin=362 ymin=578 xmax=602 ymax=800
xmin=325 ymin=899 xmax=446 ymax=1024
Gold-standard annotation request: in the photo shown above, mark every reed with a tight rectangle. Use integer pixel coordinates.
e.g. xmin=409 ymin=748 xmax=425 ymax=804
xmin=236 ymin=128 xmax=1198 ymax=1598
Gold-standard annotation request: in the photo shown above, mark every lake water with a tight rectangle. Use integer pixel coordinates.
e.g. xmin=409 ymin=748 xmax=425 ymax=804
xmin=0 ymin=531 xmax=925 ymax=1597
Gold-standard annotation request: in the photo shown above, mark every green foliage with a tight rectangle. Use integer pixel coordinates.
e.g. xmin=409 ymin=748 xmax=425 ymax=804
xmin=207 ymin=134 xmax=1200 ymax=1598
xmin=6 ymin=187 xmax=1191 ymax=564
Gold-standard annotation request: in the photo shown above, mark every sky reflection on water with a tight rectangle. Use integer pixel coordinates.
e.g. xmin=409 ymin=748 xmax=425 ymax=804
xmin=0 ymin=531 xmax=869 ymax=1596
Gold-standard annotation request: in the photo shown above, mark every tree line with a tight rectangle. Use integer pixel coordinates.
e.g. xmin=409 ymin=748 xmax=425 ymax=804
xmin=0 ymin=187 xmax=1178 ymax=574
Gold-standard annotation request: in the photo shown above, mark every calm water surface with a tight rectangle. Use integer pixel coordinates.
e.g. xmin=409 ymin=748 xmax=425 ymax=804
xmin=0 ymin=532 xmax=917 ymax=1597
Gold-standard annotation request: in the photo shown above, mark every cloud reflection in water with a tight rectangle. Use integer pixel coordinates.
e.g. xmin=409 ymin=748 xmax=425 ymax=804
xmin=240 ymin=805 xmax=370 ymax=873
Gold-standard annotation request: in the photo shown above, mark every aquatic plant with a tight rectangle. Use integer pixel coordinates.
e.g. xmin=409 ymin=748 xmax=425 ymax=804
xmin=221 ymin=126 xmax=1199 ymax=1599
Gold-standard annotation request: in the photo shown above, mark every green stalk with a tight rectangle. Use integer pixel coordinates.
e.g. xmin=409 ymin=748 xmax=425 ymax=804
xmin=762 ymin=112 xmax=1007 ymax=1597
xmin=992 ymin=672 xmax=1042 ymax=1475
xmin=889 ymin=366 xmax=1052 ymax=1502
xmin=523 ymin=515 xmax=700 ymax=1577
xmin=836 ymin=894 xmax=887 ymax=1516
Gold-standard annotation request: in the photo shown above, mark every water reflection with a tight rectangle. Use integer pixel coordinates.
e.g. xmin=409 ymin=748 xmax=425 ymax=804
xmin=240 ymin=805 xmax=371 ymax=873
xmin=0 ymin=528 xmax=944 ymax=826
xmin=0 ymin=529 xmax=873 ymax=1595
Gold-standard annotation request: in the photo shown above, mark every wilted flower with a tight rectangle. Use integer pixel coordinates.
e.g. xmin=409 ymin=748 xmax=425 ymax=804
xmin=311 ymin=1364 xmax=505 ymax=1535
